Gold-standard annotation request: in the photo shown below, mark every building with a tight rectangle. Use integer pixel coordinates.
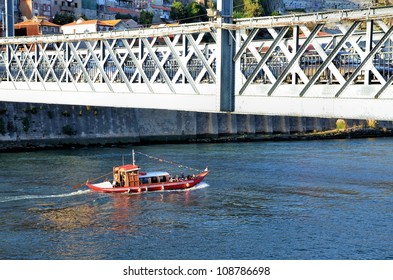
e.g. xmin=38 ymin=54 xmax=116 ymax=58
xmin=14 ymin=16 xmax=60 ymax=36
xmin=52 ymin=0 xmax=82 ymax=18
xmin=270 ymin=0 xmax=374 ymax=13
xmin=19 ymin=0 xmax=96 ymax=21
xmin=60 ymin=18 xmax=116 ymax=34
xmin=151 ymin=4 xmax=171 ymax=22
xmin=99 ymin=6 xmax=140 ymax=20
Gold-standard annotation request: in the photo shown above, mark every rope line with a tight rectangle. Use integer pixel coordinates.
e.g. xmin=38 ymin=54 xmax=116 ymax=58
xmin=135 ymin=151 xmax=201 ymax=172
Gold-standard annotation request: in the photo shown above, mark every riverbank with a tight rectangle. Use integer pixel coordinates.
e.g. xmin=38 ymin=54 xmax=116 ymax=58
xmin=1 ymin=102 xmax=392 ymax=152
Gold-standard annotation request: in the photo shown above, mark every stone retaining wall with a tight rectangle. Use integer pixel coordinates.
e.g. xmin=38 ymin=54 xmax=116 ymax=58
xmin=0 ymin=102 xmax=391 ymax=151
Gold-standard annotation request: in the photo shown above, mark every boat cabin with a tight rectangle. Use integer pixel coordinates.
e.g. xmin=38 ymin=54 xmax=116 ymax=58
xmin=113 ymin=164 xmax=140 ymax=187
xmin=112 ymin=164 xmax=171 ymax=188
xmin=139 ymin=172 xmax=170 ymax=185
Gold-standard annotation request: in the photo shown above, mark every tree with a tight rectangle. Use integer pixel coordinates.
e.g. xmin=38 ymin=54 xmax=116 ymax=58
xmin=52 ymin=12 xmax=76 ymax=25
xmin=170 ymin=0 xmax=186 ymax=22
xmin=139 ymin=10 xmax=153 ymax=25
xmin=243 ymin=0 xmax=263 ymax=18
xmin=233 ymin=0 xmax=265 ymax=18
xmin=185 ymin=2 xmax=208 ymax=23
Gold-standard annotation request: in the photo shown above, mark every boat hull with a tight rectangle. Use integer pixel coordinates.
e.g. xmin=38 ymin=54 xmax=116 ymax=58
xmin=86 ymin=171 xmax=208 ymax=194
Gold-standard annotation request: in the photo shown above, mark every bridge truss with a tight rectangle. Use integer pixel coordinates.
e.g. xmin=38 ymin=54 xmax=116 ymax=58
xmin=1 ymin=5 xmax=393 ymax=119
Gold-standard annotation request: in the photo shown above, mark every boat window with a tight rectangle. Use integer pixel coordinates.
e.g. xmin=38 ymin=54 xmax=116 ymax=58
xmin=151 ymin=177 xmax=158 ymax=184
xmin=140 ymin=177 xmax=149 ymax=184
xmin=159 ymin=176 xmax=167 ymax=183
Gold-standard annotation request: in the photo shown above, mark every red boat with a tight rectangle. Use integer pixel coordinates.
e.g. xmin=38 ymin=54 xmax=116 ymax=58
xmin=85 ymin=157 xmax=209 ymax=194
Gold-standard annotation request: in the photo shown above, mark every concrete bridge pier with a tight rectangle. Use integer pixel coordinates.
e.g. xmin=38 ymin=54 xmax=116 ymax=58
xmin=255 ymin=116 xmax=274 ymax=134
xmin=289 ymin=117 xmax=307 ymax=133
xmin=217 ymin=113 xmax=238 ymax=136
xmin=237 ymin=115 xmax=256 ymax=135
xmin=196 ymin=112 xmax=219 ymax=139
xmin=272 ymin=116 xmax=290 ymax=134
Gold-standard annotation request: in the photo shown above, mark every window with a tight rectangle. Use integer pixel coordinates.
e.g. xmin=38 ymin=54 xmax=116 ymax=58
xmin=159 ymin=176 xmax=167 ymax=183
xmin=151 ymin=177 xmax=158 ymax=184
xmin=140 ymin=178 xmax=149 ymax=184
xmin=43 ymin=26 xmax=48 ymax=31
xmin=74 ymin=3 xmax=78 ymax=8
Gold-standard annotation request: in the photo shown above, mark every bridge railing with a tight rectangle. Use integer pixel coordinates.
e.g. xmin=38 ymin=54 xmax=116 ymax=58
xmin=0 ymin=22 xmax=218 ymax=96
xmin=1 ymin=6 xmax=393 ymax=119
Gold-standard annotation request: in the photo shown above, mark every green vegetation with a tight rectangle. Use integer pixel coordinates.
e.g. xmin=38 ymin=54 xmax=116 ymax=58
xmin=336 ymin=119 xmax=346 ymax=130
xmin=61 ymin=110 xmax=71 ymax=117
xmin=367 ymin=120 xmax=377 ymax=129
xmin=0 ymin=119 xmax=5 ymax=135
xmin=7 ymin=121 xmax=16 ymax=133
xmin=170 ymin=0 xmax=207 ymax=23
xmin=23 ymin=106 xmax=38 ymax=114
xmin=234 ymin=0 xmax=265 ymax=18
xmin=53 ymin=12 xmax=76 ymax=25
xmin=62 ymin=125 xmax=77 ymax=136
xmin=22 ymin=117 xmax=30 ymax=133
xmin=115 ymin=13 xmax=138 ymax=22
xmin=140 ymin=10 xmax=154 ymax=25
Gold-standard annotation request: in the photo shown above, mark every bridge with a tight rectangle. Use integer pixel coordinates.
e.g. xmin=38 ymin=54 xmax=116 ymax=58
xmin=1 ymin=4 xmax=393 ymax=120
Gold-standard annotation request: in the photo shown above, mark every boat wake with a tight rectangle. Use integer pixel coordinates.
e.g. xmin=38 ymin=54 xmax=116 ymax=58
xmin=126 ymin=182 xmax=210 ymax=196
xmin=0 ymin=189 xmax=91 ymax=203
xmin=191 ymin=182 xmax=209 ymax=190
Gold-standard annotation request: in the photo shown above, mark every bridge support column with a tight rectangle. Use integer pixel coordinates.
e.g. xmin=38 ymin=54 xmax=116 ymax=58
xmin=5 ymin=0 xmax=14 ymax=37
xmin=218 ymin=113 xmax=237 ymax=136
xmin=255 ymin=116 xmax=273 ymax=134
xmin=196 ymin=112 xmax=218 ymax=138
xmin=217 ymin=0 xmax=235 ymax=112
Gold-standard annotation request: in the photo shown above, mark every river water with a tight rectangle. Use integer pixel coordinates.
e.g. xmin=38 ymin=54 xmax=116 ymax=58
xmin=0 ymin=139 xmax=392 ymax=260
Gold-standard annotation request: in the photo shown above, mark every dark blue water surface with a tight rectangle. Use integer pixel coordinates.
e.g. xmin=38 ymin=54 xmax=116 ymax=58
xmin=0 ymin=139 xmax=392 ymax=260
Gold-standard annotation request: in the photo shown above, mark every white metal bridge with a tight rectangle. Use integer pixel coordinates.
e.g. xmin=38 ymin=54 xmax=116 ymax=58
xmin=1 ymin=4 xmax=393 ymax=120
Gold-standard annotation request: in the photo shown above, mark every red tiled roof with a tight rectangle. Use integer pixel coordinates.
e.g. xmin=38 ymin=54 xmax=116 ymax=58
xmin=107 ymin=7 xmax=141 ymax=17
xmin=151 ymin=5 xmax=171 ymax=11
xmin=62 ymin=19 xmax=113 ymax=27
xmin=15 ymin=19 xmax=60 ymax=28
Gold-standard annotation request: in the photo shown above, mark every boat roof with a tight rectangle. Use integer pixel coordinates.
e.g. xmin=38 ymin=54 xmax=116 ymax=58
xmin=139 ymin=171 xmax=170 ymax=178
xmin=115 ymin=164 xmax=139 ymax=171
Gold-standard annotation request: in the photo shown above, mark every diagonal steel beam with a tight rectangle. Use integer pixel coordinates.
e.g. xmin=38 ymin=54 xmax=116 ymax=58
xmin=121 ymin=38 xmax=154 ymax=93
xmin=141 ymin=37 xmax=176 ymax=93
xmin=85 ymin=41 xmax=114 ymax=92
xmin=335 ymin=24 xmax=393 ymax=97
xmin=102 ymin=40 xmax=134 ymax=92
xmin=8 ymin=45 xmax=31 ymax=88
xmin=300 ymin=25 xmax=345 ymax=85
xmin=374 ymin=74 xmax=393 ymax=98
xmin=233 ymin=28 xmax=259 ymax=62
xmin=163 ymin=36 xmax=200 ymax=94
xmin=239 ymin=26 xmax=289 ymax=95
xmin=338 ymin=25 xmax=385 ymax=84
xmin=240 ymin=32 xmax=276 ymax=83
xmin=38 ymin=43 xmax=63 ymax=88
xmin=185 ymin=34 xmax=216 ymax=83
xmin=268 ymin=27 xmax=309 ymax=84
xmin=267 ymin=24 xmax=324 ymax=96
xmin=68 ymin=42 xmax=96 ymax=91
xmin=54 ymin=42 xmax=79 ymax=90
xmin=299 ymin=21 xmax=361 ymax=97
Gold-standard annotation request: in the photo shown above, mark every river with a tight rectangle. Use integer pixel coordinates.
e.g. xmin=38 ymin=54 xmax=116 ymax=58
xmin=0 ymin=138 xmax=392 ymax=259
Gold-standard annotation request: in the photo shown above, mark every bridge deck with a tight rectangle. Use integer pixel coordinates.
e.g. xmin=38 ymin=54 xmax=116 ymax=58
xmin=1 ymin=6 xmax=393 ymax=120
